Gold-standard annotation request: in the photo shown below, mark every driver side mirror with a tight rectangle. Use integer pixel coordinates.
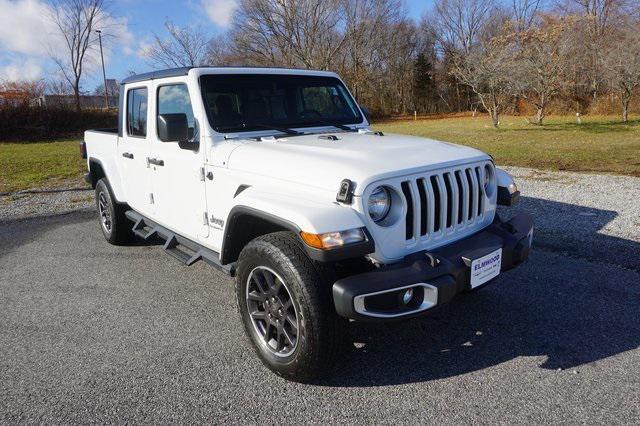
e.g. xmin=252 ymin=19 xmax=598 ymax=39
xmin=158 ymin=113 xmax=188 ymax=142
xmin=157 ymin=113 xmax=198 ymax=151
xmin=360 ymin=106 xmax=371 ymax=122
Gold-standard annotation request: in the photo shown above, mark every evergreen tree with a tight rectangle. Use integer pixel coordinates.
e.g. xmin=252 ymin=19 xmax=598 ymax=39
xmin=413 ymin=52 xmax=437 ymax=113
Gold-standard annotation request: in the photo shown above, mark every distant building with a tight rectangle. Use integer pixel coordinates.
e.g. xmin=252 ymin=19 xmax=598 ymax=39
xmin=104 ymin=79 xmax=119 ymax=98
xmin=0 ymin=90 xmax=30 ymax=107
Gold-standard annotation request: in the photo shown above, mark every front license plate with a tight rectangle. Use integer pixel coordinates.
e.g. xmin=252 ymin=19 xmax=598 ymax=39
xmin=470 ymin=248 xmax=502 ymax=288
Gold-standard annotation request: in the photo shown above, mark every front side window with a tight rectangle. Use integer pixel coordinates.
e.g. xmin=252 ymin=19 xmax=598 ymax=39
xmin=157 ymin=84 xmax=196 ymax=138
xmin=126 ymin=87 xmax=148 ymax=137
xmin=200 ymin=74 xmax=362 ymax=133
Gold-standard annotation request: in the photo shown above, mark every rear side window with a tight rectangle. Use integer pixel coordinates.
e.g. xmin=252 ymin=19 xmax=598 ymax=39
xmin=127 ymin=87 xmax=148 ymax=137
xmin=157 ymin=84 xmax=195 ymax=138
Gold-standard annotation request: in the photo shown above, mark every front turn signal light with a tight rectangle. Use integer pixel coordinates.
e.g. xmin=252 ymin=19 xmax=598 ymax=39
xmin=300 ymin=228 xmax=366 ymax=250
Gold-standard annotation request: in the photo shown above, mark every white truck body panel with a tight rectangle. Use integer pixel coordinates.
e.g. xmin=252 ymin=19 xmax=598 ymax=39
xmin=84 ymin=67 xmax=501 ymax=264
xmin=84 ymin=130 xmax=126 ymax=202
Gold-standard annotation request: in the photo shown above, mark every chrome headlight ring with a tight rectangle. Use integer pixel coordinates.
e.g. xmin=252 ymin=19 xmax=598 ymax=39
xmin=368 ymin=186 xmax=391 ymax=222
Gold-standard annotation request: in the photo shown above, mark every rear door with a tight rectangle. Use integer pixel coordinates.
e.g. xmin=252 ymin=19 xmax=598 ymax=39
xmin=116 ymin=85 xmax=155 ymax=216
xmin=148 ymin=80 xmax=208 ymax=240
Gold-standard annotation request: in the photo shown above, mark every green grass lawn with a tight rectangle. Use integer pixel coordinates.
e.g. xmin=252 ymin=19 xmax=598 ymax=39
xmin=0 ymin=140 xmax=85 ymax=193
xmin=375 ymin=115 xmax=640 ymax=176
xmin=0 ymin=115 xmax=638 ymax=193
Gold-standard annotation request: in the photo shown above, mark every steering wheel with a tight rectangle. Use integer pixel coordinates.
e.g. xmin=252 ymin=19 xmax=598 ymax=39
xmin=299 ymin=109 xmax=322 ymax=119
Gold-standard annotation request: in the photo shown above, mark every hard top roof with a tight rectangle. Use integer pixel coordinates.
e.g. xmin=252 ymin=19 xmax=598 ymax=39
xmin=120 ymin=66 xmax=338 ymax=85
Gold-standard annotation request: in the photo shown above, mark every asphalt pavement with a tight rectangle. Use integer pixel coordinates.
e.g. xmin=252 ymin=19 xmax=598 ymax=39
xmin=1 ymin=198 xmax=639 ymax=422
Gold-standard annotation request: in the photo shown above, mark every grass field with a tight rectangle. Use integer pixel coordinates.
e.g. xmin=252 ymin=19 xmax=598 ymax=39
xmin=0 ymin=140 xmax=86 ymax=193
xmin=376 ymin=115 xmax=640 ymax=176
xmin=1 ymin=115 xmax=638 ymax=193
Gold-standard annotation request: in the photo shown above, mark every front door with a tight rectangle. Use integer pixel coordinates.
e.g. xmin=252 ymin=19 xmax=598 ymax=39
xmin=116 ymin=85 xmax=154 ymax=217
xmin=148 ymin=81 xmax=208 ymax=240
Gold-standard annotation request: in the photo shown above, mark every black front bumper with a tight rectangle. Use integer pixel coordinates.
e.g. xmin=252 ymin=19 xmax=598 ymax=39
xmin=332 ymin=213 xmax=534 ymax=321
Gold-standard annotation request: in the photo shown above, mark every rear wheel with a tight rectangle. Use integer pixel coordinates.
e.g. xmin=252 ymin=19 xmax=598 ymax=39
xmin=235 ymin=231 xmax=348 ymax=382
xmin=95 ymin=179 xmax=132 ymax=245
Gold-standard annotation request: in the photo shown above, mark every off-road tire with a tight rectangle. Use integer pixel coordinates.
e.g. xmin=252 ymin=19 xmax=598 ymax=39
xmin=95 ymin=178 xmax=132 ymax=245
xmin=235 ymin=231 xmax=348 ymax=382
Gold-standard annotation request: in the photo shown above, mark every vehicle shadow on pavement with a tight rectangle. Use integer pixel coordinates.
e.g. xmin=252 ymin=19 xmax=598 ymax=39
xmin=320 ymin=197 xmax=640 ymax=387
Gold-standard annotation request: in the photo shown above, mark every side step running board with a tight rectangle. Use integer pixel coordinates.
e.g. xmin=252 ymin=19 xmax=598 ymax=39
xmin=125 ymin=210 xmax=235 ymax=276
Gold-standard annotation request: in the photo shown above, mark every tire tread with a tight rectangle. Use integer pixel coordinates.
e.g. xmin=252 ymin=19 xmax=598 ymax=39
xmin=95 ymin=178 xmax=132 ymax=245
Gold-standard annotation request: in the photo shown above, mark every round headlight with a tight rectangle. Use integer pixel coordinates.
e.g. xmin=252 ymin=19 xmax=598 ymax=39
xmin=368 ymin=186 xmax=391 ymax=222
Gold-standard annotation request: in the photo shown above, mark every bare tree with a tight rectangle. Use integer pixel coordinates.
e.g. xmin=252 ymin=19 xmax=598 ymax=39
xmin=563 ymin=0 xmax=629 ymax=36
xmin=49 ymin=0 xmax=110 ymax=111
xmin=511 ymin=0 xmax=544 ymax=32
xmin=141 ymin=21 xmax=210 ymax=68
xmin=229 ymin=0 xmax=346 ymax=70
xmin=339 ymin=0 xmax=403 ymax=101
xmin=428 ymin=0 xmax=496 ymax=55
xmin=384 ymin=20 xmax=422 ymax=114
xmin=511 ymin=16 xmax=571 ymax=124
xmin=46 ymin=79 xmax=73 ymax=95
xmin=423 ymin=0 xmax=499 ymax=112
xmin=204 ymin=34 xmax=235 ymax=66
xmin=602 ymin=24 xmax=640 ymax=122
xmin=451 ymin=38 xmax=521 ymax=127
xmin=558 ymin=0 xmax=635 ymax=100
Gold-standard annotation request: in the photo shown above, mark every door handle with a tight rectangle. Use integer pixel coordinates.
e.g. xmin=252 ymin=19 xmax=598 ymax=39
xmin=148 ymin=157 xmax=164 ymax=166
xmin=122 ymin=152 xmax=134 ymax=159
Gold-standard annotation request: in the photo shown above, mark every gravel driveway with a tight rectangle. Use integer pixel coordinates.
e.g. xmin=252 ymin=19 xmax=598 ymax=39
xmin=1 ymin=168 xmax=639 ymax=423
xmin=0 ymin=189 xmax=93 ymax=223
xmin=501 ymin=167 xmax=640 ymax=271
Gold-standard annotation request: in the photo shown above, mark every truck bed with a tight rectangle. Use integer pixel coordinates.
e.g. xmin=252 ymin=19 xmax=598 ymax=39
xmin=84 ymin=129 xmax=125 ymax=202
xmin=88 ymin=128 xmax=118 ymax=134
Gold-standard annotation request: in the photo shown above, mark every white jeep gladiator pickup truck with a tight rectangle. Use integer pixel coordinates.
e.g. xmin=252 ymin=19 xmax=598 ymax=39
xmin=82 ymin=66 xmax=533 ymax=382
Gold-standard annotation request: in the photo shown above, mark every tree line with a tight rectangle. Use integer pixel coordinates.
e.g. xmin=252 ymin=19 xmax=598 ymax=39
xmin=142 ymin=0 xmax=640 ymax=125
xmin=3 ymin=0 xmax=639 ymax=125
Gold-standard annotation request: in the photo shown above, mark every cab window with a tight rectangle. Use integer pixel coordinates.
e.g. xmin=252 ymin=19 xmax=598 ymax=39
xmin=157 ymin=84 xmax=195 ymax=138
xmin=126 ymin=87 xmax=148 ymax=137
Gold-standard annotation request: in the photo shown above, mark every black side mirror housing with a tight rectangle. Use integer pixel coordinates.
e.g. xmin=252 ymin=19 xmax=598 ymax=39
xmin=157 ymin=113 xmax=189 ymax=143
xmin=360 ymin=106 xmax=371 ymax=122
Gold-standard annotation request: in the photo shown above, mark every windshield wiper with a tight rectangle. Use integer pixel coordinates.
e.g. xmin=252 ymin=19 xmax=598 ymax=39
xmin=301 ymin=121 xmax=357 ymax=132
xmin=241 ymin=123 xmax=303 ymax=135
xmin=218 ymin=122 xmax=356 ymax=136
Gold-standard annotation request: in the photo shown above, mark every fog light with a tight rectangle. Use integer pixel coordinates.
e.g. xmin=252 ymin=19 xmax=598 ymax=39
xmin=402 ymin=288 xmax=414 ymax=305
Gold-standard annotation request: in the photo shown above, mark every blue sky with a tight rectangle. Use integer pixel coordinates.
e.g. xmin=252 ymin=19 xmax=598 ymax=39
xmin=0 ymin=0 xmax=432 ymax=92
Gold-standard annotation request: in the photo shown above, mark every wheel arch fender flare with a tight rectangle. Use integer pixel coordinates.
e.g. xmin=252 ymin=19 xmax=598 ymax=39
xmin=88 ymin=157 xmax=125 ymax=203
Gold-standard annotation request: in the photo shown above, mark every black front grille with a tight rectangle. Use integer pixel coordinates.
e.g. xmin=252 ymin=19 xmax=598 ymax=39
xmin=400 ymin=165 xmax=488 ymax=241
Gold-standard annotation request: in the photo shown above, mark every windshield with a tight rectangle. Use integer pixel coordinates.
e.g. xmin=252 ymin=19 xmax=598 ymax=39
xmin=200 ymin=74 xmax=363 ymax=133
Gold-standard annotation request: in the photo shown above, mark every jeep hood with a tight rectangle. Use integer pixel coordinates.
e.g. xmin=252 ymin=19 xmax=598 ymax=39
xmin=224 ymin=132 xmax=490 ymax=195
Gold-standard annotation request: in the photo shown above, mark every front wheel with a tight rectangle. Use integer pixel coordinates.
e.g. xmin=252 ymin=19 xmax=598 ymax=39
xmin=235 ymin=232 xmax=348 ymax=382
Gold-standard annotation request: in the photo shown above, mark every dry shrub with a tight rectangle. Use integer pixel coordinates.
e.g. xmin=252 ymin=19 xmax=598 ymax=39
xmin=0 ymin=106 xmax=117 ymax=142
